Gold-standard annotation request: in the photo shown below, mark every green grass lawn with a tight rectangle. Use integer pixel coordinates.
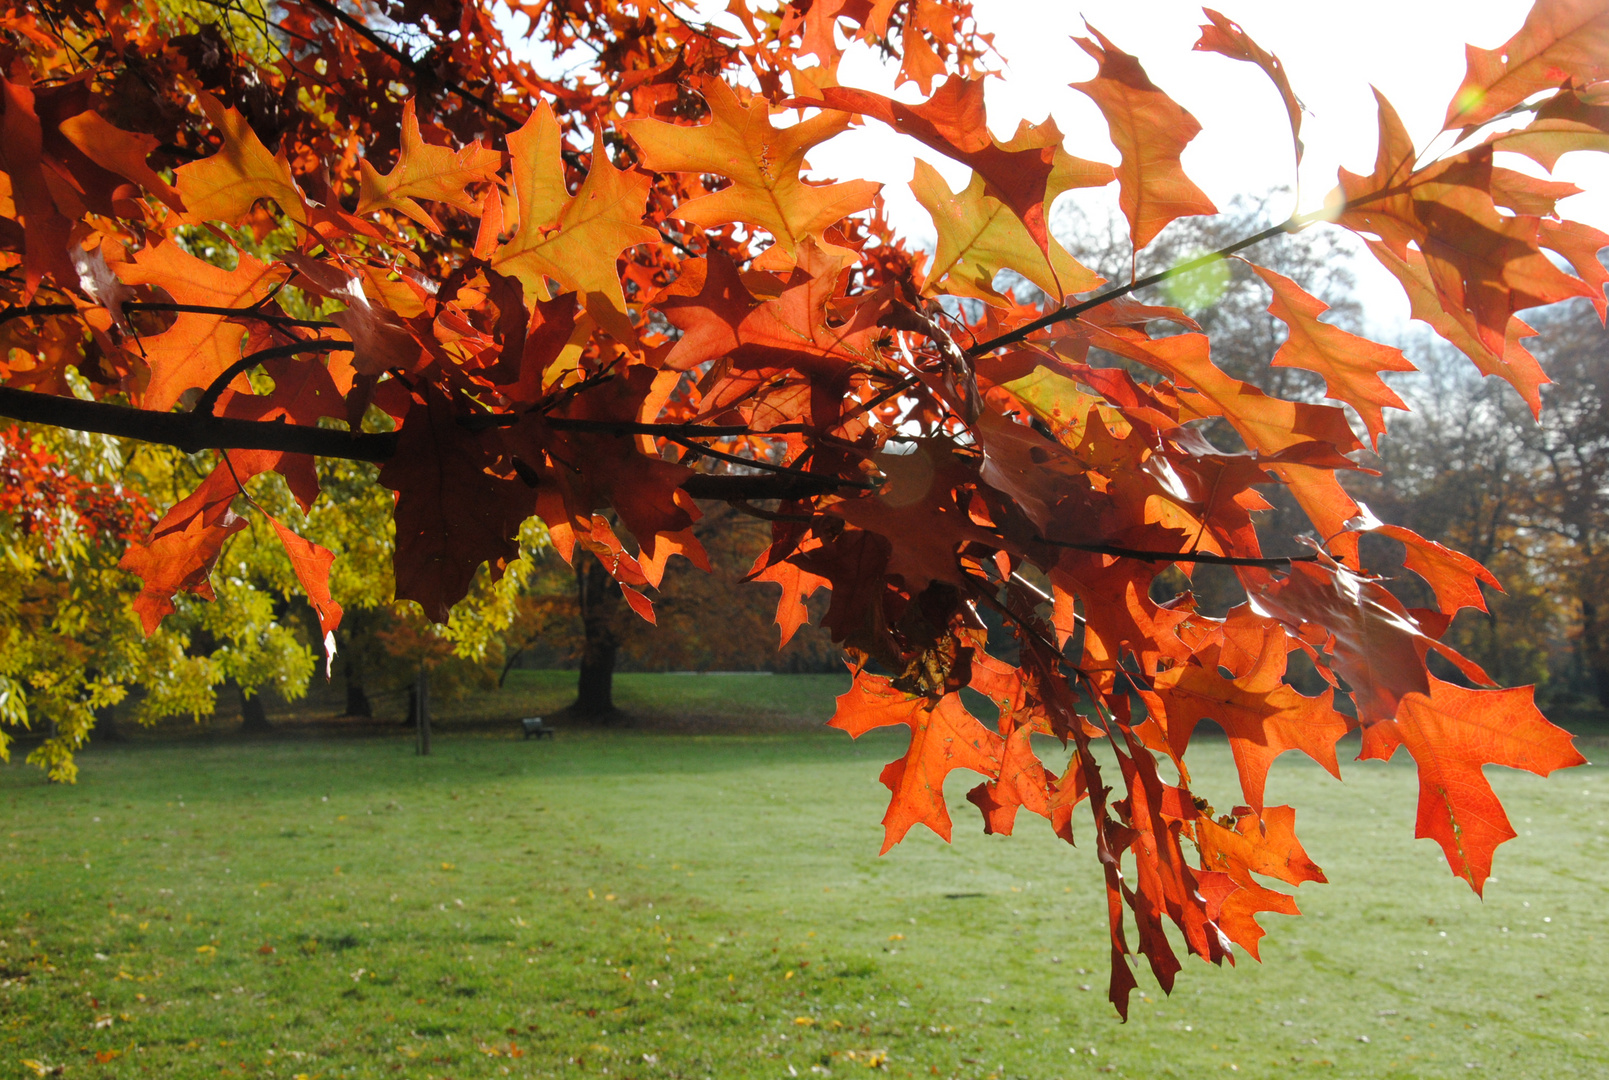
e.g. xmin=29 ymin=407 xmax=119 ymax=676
xmin=1 ymin=685 xmax=1606 ymax=1079
xmin=240 ymin=671 xmax=853 ymax=735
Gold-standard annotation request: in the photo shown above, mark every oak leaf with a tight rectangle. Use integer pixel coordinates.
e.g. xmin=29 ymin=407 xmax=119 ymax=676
xmin=829 ymin=669 xmax=1002 ymax=853
xmin=1383 ymin=677 xmax=1585 ymax=892
xmin=379 ymin=385 xmax=536 ymax=622
xmin=174 ymin=93 xmax=307 ymax=228
xmin=113 ymin=240 xmax=286 ymax=412
xmin=1071 ymin=24 xmax=1217 ymax=251
xmin=910 ymin=160 xmax=1102 ymax=305
xmin=1364 ymin=239 xmax=1549 ymax=414
xmin=814 ymin=76 xmax=1113 ymax=254
xmin=357 ymin=100 xmax=501 ymax=231
xmin=1444 ymin=0 xmax=1609 ymax=130
xmin=1249 ymin=262 xmax=1415 ymax=446
xmin=1148 ymin=651 xmax=1350 ymax=813
xmin=493 ymin=105 xmax=659 ymax=341
xmin=1345 ymin=504 xmax=1502 ymax=616
xmin=1195 ymin=805 xmax=1324 ymax=959
xmin=1489 ymin=85 xmax=1609 ymax=170
xmin=1248 ymin=549 xmax=1492 ymax=727
xmin=1194 ymin=10 xmax=1303 ymax=167
xmin=118 ymin=450 xmax=283 ymax=633
xmin=57 ymin=111 xmax=185 ymax=214
xmin=0 ymin=77 xmax=76 ymax=300
xmin=623 ymin=80 xmax=879 ymax=270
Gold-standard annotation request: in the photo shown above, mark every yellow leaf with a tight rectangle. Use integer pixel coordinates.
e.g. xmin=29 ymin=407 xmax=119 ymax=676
xmin=492 ymin=106 xmax=658 ymax=342
xmin=623 ymin=80 xmax=879 ymax=270
xmin=911 ymin=160 xmax=1102 ymax=305
xmin=357 ymin=100 xmax=501 ymax=231
xmin=175 ymin=93 xmax=306 ymax=227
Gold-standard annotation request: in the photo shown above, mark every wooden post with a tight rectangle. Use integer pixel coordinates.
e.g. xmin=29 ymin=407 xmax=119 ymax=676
xmin=415 ymin=666 xmax=431 ymax=756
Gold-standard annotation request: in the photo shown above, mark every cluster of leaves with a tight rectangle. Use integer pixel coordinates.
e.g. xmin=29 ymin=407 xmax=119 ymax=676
xmin=1 ymin=0 xmax=1605 ymax=1013
xmin=0 ymin=421 xmax=324 ymax=781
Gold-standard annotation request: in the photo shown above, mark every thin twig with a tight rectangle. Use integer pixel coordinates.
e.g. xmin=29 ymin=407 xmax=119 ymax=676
xmin=966 ymin=218 xmax=1303 ymax=357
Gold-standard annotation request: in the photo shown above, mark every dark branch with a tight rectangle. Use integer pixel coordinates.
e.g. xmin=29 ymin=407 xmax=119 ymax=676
xmin=0 ymin=303 xmax=74 ymax=326
xmin=0 ymin=386 xmax=854 ymax=503
xmin=299 ymin=0 xmax=524 ymax=130
xmin=129 ymin=302 xmax=336 ymax=328
xmin=0 ymin=386 xmax=397 ymax=461
xmin=1036 ymin=536 xmax=1317 ymax=569
xmin=1 ymin=302 xmax=337 ymax=329
xmin=193 ymin=341 xmax=354 ymax=418
xmin=966 ymin=219 xmax=1301 ymax=357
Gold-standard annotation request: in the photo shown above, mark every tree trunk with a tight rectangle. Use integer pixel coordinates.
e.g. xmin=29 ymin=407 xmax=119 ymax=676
xmin=569 ymin=551 xmax=623 ymax=719
xmin=236 ymin=682 xmax=273 ymax=733
xmin=343 ymin=677 xmax=373 ymax=718
xmin=414 ymin=667 xmax=431 ymax=755
xmin=89 ymin=704 xmax=124 ymax=744
xmin=1581 ymin=598 xmax=1609 ymax=707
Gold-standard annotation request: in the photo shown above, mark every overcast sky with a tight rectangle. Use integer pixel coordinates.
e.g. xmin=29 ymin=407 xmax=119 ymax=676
xmin=684 ymin=0 xmax=1609 ymax=334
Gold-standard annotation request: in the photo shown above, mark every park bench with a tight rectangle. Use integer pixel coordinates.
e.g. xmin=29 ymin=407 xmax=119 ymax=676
xmin=521 ymin=716 xmax=553 ymax=740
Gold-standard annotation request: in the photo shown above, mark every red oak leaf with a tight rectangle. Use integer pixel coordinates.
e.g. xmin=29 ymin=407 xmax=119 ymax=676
xmin=829 ymin=669 xmax=1002 ymax=853
xmin=1383 ymin=677 xmax=1586 ymax=892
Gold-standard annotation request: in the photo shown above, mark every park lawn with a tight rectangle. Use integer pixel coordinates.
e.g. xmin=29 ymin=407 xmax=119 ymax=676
xmin=0 ymin=699 xmax=1604 ymax=1079
xmin=255 ymin=671 xmax=852 ymax=733
xmin=421 ymin=671 xmax=852 ymax=731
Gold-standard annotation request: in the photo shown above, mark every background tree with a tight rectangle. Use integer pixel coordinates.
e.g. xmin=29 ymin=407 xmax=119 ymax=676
xmin=1 ymin=0 xmax=1605 ymax=1015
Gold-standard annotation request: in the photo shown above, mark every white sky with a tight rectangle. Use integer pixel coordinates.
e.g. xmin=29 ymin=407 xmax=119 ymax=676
xmin=685 ymin=0 xmax=1609 ymax=334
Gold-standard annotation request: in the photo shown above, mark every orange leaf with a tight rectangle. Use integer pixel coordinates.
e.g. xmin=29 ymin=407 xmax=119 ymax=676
xmin=1150 ymin=655 xmax=1350 ymax=813
xmin=1249 ymin=262 xmax=1415 ymax=447
xmin=1444 ymin=0 xmax=1609 ymax=130
xmin=624 ymin=80 xmax=878 ymax=271
xmin=118 ymin=450 xmax=284 ymax=633
xmin=262 ymin=511 xmax=343 ymax=673
xmin=1364 ymin=239 xmax=1549 ymax=415
xmin=0 ymin=76 xmax=75 ymax=301
xmin=1340 ymin=93 xmax=1596 ymax=353
xmin=1248 ymin=550 xmax=1492 ymax=727
xmin=1080 ymin=325 xmax=1361 ymax=457
xmin=828 ymin=670 xmax=1002 ymax=853
xmin=113 ymin=240 xmax=286 ymax=412
xmin=748 ymin=551 xmax=830 ymax=648
xmin=813 ymin=76 xmax=1112 ymax=254
xmin=1390 ymin=678 xmax=1585 ymax=892
xmin=1345 ymin=506 xmax=1503 ymax=616
xmin=57 ymin=110 xmax=186 ymax=213
xmin=1071 ymin=24 xmax=1217 ymax=251
xmin=492 ymin=106 xmax=658 ymax=342
xmin=1489 ymin=85 xmax=1609 ymax=169
xmin=1194 ymin=10 xmax=1303 ymax=167
xmin=1195 ymin=805 xmax=1323 ymax=959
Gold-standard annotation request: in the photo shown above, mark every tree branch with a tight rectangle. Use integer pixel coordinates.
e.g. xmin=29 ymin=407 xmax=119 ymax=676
xmin=966 ymin=219 xmax=1303 ymax=357
xmin=0 ymin=302 xmax=337 ymax=329
xmin=193 ymin=340 xmax=354 ymax=417
xmin=0 ymin=385 xmax=859 ymax=503
xmin=298 ymin=0 xmax=524 ymax=130
xmin=1036 ymin=536 xmax=1317 ymax=568
xmin=0 ymin=386 xmax=397 ymax=460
